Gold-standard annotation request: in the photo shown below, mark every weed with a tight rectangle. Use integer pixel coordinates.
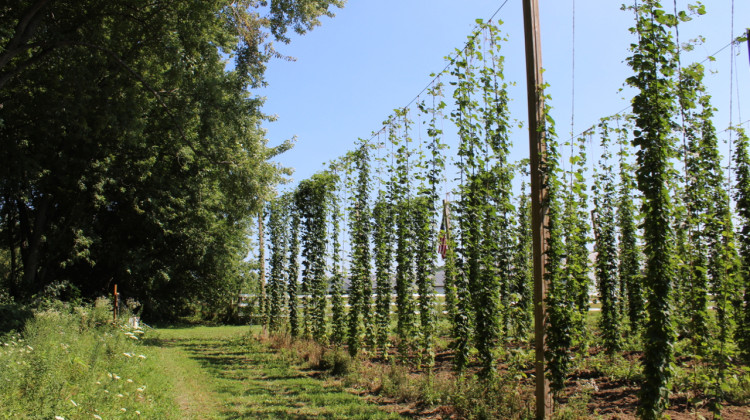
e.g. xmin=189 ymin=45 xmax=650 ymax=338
xmin=451 ymin=373 xmax=534 ymax=419
xmin=318 ymin=346 xmax=352 ymax=376
xmin=0 ymin=300 xmax=175 ymax=419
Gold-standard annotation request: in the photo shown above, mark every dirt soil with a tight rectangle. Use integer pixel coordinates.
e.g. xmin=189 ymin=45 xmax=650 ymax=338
xmin=350 ymin=344 xmax=750 ymax=419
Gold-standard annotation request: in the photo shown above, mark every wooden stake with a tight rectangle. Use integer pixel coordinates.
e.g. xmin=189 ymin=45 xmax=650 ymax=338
xmin=113 ymin=283 xmax=119 ymax=323
xmin=522 ymin=0 xmax=552 ymax=418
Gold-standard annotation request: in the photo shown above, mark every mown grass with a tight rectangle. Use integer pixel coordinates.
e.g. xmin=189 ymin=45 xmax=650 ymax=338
xmin=148 ymin=325 xmax=404 ymax=419
xmin=0 ymin=299 xmax=176 ymax=419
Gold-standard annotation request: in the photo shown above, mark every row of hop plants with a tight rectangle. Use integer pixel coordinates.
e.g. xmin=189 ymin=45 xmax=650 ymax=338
xmin=257 ymin=7 xmax=750 ymax=419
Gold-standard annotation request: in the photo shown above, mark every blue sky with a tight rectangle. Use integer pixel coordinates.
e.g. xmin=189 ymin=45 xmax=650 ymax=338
xmin=256 ymin=1 xmax=749 ymax=189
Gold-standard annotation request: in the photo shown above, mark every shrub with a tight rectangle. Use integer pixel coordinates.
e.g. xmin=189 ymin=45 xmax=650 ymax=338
xmin=0 ymin=302 xmax=176 ymax=419
xmin=0 ymin=302 xmax=33 ymax=333
xmin=318 ymin=346 xmax=352 ymax=376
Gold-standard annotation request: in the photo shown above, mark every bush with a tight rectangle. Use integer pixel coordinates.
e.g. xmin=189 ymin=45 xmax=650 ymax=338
xmin=0 ymin=302 xmax=33 ymax=333
xmin=318 ymin=347 xmax=352 ymax=376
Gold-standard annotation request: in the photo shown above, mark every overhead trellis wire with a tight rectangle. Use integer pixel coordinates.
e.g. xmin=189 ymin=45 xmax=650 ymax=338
xmin=363 ymin=0 xmax=511 ymax=142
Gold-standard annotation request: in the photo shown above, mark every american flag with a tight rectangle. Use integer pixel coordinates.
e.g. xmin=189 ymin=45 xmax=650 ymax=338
xmin=438 ymin=198 xmax=450 ymax=260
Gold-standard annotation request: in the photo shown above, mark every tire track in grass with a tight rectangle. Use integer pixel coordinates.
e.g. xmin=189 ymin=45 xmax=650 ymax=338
xmin=148 ymin=326 xmax=402 ymax=419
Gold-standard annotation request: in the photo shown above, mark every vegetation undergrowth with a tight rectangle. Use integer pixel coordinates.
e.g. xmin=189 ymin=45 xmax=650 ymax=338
xmin=263 ymin=332 xmax=540 ymax=419
xmin=148 ymin=326 xmax=402 ymax=419
xmin=0 ymin=298 xmax=175 ymax=419
xmin=261 ymin=317 xmax=750 ymax=420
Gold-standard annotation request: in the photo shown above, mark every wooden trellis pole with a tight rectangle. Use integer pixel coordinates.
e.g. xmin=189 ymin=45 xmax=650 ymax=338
xmin=113 ymin=284 xmax=119 ymax=323
xmin=522 ymin=0 xmax=552 ymax=418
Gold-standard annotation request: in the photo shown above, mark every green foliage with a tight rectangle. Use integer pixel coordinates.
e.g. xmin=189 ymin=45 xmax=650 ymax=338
xmin=295 ymin=171 xmax=336 ymax=342
xmin=542 ymin=103 xmax=571 ymax=396
xmin=733 ymin=127 xmax=750 ymax=363
xmin=267 ymin=195 xmax=291 ymax=332
xmin=562 ymin=132 xmax=592 ymax=350
xmin=318 ymin=346 xmax=353 ymax=376
xmin=389 ymin=114 xmax=417 ymax=359
xmin=329 ymin=168 xmax=346 ymax=345
xmin=615 ymin=117 xmax=644 ymax=333
xmin=0 ymin=0 xmax=343 ymax=318
xmin=0 ymin=300 xmax=175 ymax=419
xmin=411 ymin=80 xmax=446 ymax=368
xmin=347 ymin=141 xmax=373 ymax=355
xmin=372 ymin=192 xmax=394 ymax=358
xmin=287 ymin=207 xmax=301 ymax=338
xmin=449 ymin=21 xmax=514 ymax=376
xmin=625 ymin=1 xmax=679 ymax=417
xmin=510 ymin=182 xmax=533 ymax=338
xmin=593 ymin=122 xmax=621 ymax=354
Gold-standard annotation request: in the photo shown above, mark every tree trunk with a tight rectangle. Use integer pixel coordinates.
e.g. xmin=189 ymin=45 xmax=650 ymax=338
xmin=20 ymin=195 xmax=51 ymax=295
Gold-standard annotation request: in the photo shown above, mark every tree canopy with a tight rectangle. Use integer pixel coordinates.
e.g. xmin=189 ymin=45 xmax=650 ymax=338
xmin=0 ymin=0 xmax=342 ymax=318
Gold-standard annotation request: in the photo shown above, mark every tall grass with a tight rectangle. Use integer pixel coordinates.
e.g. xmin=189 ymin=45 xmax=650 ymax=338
xmin=0 ymin=298 xmax=176 ymax=419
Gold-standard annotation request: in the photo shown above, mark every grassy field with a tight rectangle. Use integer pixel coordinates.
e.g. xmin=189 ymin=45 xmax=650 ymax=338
xmin=147 ymin=325 xmax=402 ymax=419
xmin=4 ymin=302 xmax=748 ymax=419
xmin=0 ymin=303 xmax=402 ymax=420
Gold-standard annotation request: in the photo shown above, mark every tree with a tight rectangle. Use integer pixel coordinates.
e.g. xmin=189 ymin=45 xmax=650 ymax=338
xmin=0 ymin=0 xmax=342 ymax=317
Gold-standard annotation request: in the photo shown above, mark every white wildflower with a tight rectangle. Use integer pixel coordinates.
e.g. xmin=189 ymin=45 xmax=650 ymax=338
xmin=55 ymin=416 xmax=64 ymax=420
xmin=120 ymin=407 xmax=127 ymax=412
xmin=126 ymin=378 xmax=133 ymax=383
xmin=93 ymin=415 xmax=102 ymax=420
xmin=122 ymin=352 xmax=133 ymax=358
xmin=117 ymin=393 xmax=124 ymax=398
xmin=135 ymin=410 xmax=141 ymax=415
xmin=137 ymin=354 xmax=146 ymax=359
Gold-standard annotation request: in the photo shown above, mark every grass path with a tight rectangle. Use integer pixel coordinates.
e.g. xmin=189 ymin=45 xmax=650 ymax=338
xmin=147 ymin=326 xmax=401 ymax=419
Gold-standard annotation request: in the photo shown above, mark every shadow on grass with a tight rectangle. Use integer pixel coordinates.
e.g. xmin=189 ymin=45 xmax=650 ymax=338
xmin=145 ymin=329 xmax=402 ymax=419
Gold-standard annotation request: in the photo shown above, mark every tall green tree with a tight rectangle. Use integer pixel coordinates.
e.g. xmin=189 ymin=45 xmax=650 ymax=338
xmin=0 ymin=0 xmax=343 ymax=317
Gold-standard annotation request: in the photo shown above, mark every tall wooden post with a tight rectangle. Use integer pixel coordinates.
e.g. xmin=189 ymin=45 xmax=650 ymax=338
xmin=522 ymin=0 xmax=552 ymax=418
xmin=113 ymin=284 xmax=119 ymax=323
xmin=258 ymin=213 xmax=267 ymax=329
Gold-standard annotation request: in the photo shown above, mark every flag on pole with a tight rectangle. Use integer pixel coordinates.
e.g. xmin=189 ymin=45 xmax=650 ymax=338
xmin=438 ymin=198 xmax=451 ymax=260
